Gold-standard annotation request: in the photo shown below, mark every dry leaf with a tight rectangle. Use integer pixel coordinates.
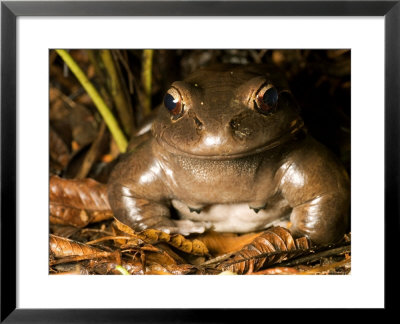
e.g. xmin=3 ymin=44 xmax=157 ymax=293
xmin=49 ymin=234 xmax=116 ymax=266
xmin=195 ymin=231 xmax=263 ymax=256
xmin=217 ymin=227 xmax=311 ymax=274
xmin=49 ymin=176 xmax=113 ymax=227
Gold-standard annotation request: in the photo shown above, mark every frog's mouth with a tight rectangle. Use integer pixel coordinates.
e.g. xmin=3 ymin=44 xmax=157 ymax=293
xmin=155 ymin=120 xmax=306 ymax=160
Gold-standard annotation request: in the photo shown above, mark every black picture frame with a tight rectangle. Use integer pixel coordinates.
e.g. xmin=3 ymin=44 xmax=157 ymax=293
xmin=1 ymin=0 xmax=398 ymax=322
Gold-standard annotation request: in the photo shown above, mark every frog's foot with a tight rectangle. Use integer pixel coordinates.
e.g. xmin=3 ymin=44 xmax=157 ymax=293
xmin=157 ymin=220 xmax=213 ymax=236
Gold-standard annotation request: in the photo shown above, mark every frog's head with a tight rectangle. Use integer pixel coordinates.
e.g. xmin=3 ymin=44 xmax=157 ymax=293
xmin=152 ymin=64 xmax=304 ymax=159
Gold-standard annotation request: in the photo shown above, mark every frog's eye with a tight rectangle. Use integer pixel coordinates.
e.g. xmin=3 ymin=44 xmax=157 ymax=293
xmin=164 ymin=87 xmax=184 ymax=118
xmin=255 ymin=85 xmax=278 ymax=114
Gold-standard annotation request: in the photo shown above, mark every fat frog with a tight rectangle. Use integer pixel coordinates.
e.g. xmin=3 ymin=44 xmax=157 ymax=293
xmin=108 ymin=64 xmax=350 ymax=245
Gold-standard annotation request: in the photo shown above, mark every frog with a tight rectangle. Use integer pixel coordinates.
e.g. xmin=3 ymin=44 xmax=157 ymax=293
xmin=107 ymin=64 xmax=350 ymax=245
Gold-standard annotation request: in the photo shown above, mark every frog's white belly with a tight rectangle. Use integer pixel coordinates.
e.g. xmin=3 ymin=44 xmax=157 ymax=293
xmin=171 ymin=199 xmax=291 ymax=233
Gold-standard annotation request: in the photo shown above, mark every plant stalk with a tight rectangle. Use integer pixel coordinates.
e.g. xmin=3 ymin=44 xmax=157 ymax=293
xmin=56 ymin=49 xmax=128 ymax=153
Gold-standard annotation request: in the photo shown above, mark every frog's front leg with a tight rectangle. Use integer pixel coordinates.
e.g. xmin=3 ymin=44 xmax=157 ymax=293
xmin=288 ymin=193 xmax=349 ymax=244
xmin=107 ymin=146 xmax=209 ymax=235
xmin=278 ymin=145 xmax=350 ymax=245
xmin=109 ymin=184 xmax=210 ymax=235
xmin=108 ymin=183 xmax=210 ymax=234
xmin=108 ymin=183 xmax=174 ymax=232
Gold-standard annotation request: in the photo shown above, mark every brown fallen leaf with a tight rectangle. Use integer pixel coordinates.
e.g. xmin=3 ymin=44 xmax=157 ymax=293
xmin=195 ymin=231 xmax=263 ymax=256
xmin=151 ymin=242 xmax=188 ymax=265
xmin=49 ymin=176 xmax=113 ymax=227
xmin=50 ymin=234 xmax=104 ymax=258
xmin=142 ymin=245 xmax=179 ymax=268
xmin=49 ymin=234 xmax=117 ymax=266
xmin=50 ymin=204 xmax=113 ymax=227
xmin=216 ymin=227 xmax=311 ymax=274
xmin=50 ymin=175 xmax=110 ymax=210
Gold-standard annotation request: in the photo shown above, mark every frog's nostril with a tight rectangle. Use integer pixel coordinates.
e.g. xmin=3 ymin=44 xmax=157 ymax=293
xmin=194 ymin=116 xmax=203 ymax=131
xmin=188 ymin=110 xmax=203 ymax=131
xmin=230 ymin=119 xmax=239 ymax=130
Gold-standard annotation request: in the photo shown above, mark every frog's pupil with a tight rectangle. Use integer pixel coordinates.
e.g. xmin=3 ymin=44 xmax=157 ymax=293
xmin=263 ymin=88 xmax=278 ymax=107
xmin=164 ymin=93 xmax=178 ymax=111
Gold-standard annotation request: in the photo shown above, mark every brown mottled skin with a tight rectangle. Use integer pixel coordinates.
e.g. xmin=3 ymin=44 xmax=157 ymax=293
xmin=108 ymin=64 xmax=350 ymax=245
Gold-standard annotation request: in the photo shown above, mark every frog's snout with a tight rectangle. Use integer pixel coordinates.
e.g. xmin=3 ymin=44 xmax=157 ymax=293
xmin=194 ymin=112 xmax=255 ymax=148
xmin=196 ymin=116 xmax=253 ymax=148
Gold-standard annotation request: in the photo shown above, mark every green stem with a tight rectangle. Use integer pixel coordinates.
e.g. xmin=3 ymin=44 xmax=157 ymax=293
xmin=142 ymin=49 xmax=154 ymax=115
xmin=56 ymin=49 xmax=128 ymax=153
xmin=115 ymin=265 xmax=130 ymax=275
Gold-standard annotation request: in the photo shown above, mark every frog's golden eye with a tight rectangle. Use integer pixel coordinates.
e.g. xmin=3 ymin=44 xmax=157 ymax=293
xmin=164 ymin=87 xmax=184 ymax=118
xmin=255 ymin=84 xmax=278 ymax=114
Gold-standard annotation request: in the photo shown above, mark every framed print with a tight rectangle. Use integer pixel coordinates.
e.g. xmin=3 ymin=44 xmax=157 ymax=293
xmin=1 ymin=0 xmax=398 ymax=322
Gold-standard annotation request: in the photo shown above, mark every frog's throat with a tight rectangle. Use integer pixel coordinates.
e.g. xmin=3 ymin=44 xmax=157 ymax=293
xmin=155 ymin=121 xmax=306 ymax=160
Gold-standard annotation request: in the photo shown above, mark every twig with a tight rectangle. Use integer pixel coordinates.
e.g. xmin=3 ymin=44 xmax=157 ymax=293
xmin=249 ymin=267 xmax=299 ymax=275
xmin=278 ymin=244 xmax=351 ymax=267
xmin=56 ymin=49 xmax=128 ymax=153
xmin=75 ymin=121 xmax=107 ymax=179
xmin=218 ymin=242 xmax=350 ymax=268
xmin=85 ymin=236 xmax=133 ymax=245
xmin=114 ymin=50 xmax=135 ymax=94
xmin=100 ymin=50 xmax=134 ymax=136
xmin=298 ymin=258 xmax=351 ymax=275
xmin=201 ymin=252 xmax=235 ymax=266
xmin=80 ymin=228 xmax=114 ymax=236
xmin=50 ymin=251 xmax=114 ymax=265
